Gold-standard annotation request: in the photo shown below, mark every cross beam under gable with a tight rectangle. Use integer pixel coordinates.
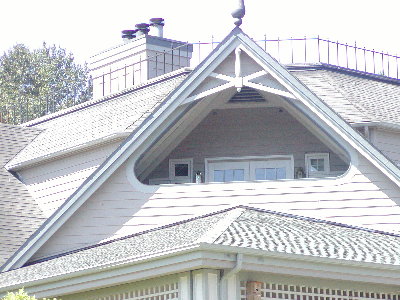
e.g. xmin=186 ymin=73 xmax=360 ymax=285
xmin=182 ymin=70 xmax=295 ymax=105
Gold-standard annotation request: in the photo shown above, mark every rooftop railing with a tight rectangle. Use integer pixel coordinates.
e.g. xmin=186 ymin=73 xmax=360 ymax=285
xmin=1 ymin=36 xmax=399 ymax=125
xmin=191 ymin=36 xmax=400 ymax=79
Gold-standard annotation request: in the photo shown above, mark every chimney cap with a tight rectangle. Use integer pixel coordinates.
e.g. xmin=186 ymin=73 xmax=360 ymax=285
xmin=122 ymin=29 xmax=138 ymax=35
xmin=150 ymin=18 xmax=165 ymax=25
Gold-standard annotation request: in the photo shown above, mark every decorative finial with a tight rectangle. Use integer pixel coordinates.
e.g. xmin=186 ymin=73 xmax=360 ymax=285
xmin=231 ymin=0 xmax=245 ymax=26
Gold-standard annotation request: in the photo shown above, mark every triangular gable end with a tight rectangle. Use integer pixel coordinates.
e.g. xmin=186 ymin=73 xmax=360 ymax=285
xmin=4 ymin=27 xmax=400 ymax=272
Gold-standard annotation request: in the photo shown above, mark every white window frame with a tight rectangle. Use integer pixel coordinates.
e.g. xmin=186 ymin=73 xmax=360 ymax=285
xmin=205 ymin=155 xmax=294 ymax=183
xmin=169 ymin=158 xmax=193 ymax=183
xmin=305 ymin=153 xmax=330 ymax=178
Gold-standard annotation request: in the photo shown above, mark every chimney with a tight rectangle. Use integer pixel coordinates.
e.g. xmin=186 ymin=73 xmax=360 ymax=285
xmin=89 ymin=19 xmax=193 ymax=100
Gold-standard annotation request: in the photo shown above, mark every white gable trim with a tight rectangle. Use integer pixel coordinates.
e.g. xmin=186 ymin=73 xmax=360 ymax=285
xmin=4 ymin=27 xmax=400 ymax=272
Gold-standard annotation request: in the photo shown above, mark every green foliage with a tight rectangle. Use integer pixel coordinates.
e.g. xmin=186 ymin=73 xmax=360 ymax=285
xmin=1 ymin=288 xmax=59 ymax=300
xmin=0 ymin=43 xmax=92 ymax=124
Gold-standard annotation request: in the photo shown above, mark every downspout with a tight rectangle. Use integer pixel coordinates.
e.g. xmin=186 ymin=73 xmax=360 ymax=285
xmin=220 ymin=253 xmax=243 ymax=300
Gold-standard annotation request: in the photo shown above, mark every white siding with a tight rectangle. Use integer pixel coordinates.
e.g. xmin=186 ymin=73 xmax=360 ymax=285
xmin=31 ymin=153 xmax=400 ymax=261
xmin=19 ymin=141 xmax=121 ymax=217
xmin=145 ymin=108 xmax=348 ymax=182
xmin=371 ymin=128 xmax=400 ymax=164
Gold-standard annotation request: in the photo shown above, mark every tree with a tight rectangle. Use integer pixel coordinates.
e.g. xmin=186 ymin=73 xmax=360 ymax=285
xmin=0 ymin=43 xmax=92 ymax=124
xmin=1 ymin=289 xmax=59 ymax=300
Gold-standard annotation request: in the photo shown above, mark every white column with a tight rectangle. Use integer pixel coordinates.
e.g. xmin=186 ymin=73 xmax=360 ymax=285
xmin=193 ymin=269 xmax=220 ymax=300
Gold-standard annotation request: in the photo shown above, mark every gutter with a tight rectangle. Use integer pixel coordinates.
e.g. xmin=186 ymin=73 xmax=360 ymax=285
xmin=219 ymin=253 xmax=243 ymax=300
xmin=2 ymin=243 xmax=400 ymax=297
xmin=351 ymin=121 xmax=400 ymax=132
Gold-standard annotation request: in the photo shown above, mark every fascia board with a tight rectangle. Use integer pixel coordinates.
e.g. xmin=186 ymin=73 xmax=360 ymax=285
xmin=234 ymin=31 xmax=400 ymax=188
xmin=3 ymin=248 xmax=233 ymax=299
xmin=198 ymin=244 xmax=400 ymax=285
xmin=0 ymin=29 xmax=248 ymax=272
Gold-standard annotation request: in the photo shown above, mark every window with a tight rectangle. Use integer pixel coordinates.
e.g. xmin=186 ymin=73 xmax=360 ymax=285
xmin=305 ymin=153 xmax=330 ymax=178
xmin=169 ymin=158 xmax=193 ymax=183
xmin=205 ymin=156 xmax=293 ymax=183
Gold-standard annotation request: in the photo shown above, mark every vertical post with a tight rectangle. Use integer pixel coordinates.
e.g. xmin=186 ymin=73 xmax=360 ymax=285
xmin=354 ymin=41 xmax=358 ymax=70
xmin=193 ymin=270 xmax=219 ymax=300
xmin=291 ymin=37 xmax=294 ymax=63
xmin=155 ymin=54 xmax=158 ymax=77
xmin=171 ymin=47 xmax=174 ymax=72
xmin=132 ymin=63 xmax=135 ymax=86
xmin=364 ymin=47 xmax=367 ymax=72
xmin=124 ymin=64 xmax=127 ymax=89
xmin=277 ymin=37 xmax=280 ymax=62
xmin=317 ymin=35 xmax=320 ymax=62
xmin=264 ymin=34 xmax=267 ymax=51
xmin=373 ymin=49 xmax=376 ymax=73
xmin=381 ymin=52 xmax=385 ymax=76
xmin=179 ymin=272 xmax=191 ymax=300
xmin=102 ymin=73 xmax=105 ymax=97
xmin=198 ymin=41 xmax=201 ymax=66
xmin=327 ymin=39 xmax=330 ymax=64
xmin=345 ymin=43 xmax=349 ymax=68
xmin=387 ymin=52 xmax=390 ymax=77
xmin=336 ymin=40 xmax=339 ymax=65
xmin=164 ymin=50 xmax=166 ymax=74
xmin=396 ymin=55 xmax=399 ymax=79
xmin=304 ymin=36 xmax=307 ymax=62
xmin=109 ymin=67 xmax=112 ymax=94
xmin=187 ymin=43 xmax=190 ymax=67
xmin=246 ymin=282 xmax=262 ymax=300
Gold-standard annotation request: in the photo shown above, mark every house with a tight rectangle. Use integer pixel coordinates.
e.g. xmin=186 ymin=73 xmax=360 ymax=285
xmin=1 ymin=7 xmax=400 ymax=300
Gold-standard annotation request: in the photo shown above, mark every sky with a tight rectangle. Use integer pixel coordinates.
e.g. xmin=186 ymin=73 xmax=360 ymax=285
xmin=0 ymin=0 xmax=399 ymax=65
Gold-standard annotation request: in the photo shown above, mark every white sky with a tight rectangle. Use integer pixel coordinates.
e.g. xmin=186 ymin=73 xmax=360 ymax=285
xmin=0 ymin=0 xmax=399 ymax=64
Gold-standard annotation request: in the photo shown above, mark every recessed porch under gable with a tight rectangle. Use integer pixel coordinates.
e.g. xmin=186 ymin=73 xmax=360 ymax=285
xmin=134 ymin=87 xmax=351 ymax=185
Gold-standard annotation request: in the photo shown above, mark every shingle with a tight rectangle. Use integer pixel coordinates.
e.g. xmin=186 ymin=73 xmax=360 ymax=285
xmin=2 ymin=206 xmax=400 ymax=289
xmin=0 ymin=124 xmax=46 ymax=267
xmin=291 ymin=68 xmax=400 ymax=125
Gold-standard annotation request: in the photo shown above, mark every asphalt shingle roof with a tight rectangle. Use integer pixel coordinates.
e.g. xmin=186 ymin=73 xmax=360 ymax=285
xmin=292 ymin=67 xmax=400 ymax=125
xmin=0 ymin=124 xmax=46 ymax=267
xmin=1 ymin=206 xmax=400 ymax=289
xmin=7 ymin=71 xmax=190 ymax=169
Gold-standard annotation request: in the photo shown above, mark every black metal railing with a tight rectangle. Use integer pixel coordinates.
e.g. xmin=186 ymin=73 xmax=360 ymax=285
xmin=2 ymin=36 xmax=398 ymax=125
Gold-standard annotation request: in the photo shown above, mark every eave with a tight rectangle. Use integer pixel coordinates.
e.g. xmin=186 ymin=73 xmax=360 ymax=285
xmin=3 ymin=244 xmax=400 ymax=299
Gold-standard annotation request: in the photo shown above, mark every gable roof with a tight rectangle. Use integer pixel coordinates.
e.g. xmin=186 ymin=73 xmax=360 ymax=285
xmin=6 ymin=70 xmax=190 ymax=170
xmin=4 ymin=27 xmax=400 ymax=273
xmin=2 ymin=206 xmax=400 ymax=292
xmin=0 ymin=124 xmax=46 ymax=266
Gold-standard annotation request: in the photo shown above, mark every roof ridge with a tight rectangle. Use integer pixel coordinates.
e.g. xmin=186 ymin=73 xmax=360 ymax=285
xmin=197 ymin=207 xmax=246 ymax=244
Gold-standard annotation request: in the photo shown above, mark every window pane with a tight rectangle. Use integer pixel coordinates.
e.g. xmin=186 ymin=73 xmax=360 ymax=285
xmin=214 ymin=170 xmax=224 ymax=182
xmin=265 ymin=168 xmax=276 ymax=180
xmin=276 ymin=167 xmax=286 ymax=179
xmin=255 ymin=168 xmax=265 ymax=180
xmin=233 ymin=169 xmax=244 ymax=181
xmin=310 ymin=158 xmax=324 ymax=172
xmin=225 ymin=169 xmax=234 ymax=182
xmin=175 ymin=163 xmax=189 ymax=176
